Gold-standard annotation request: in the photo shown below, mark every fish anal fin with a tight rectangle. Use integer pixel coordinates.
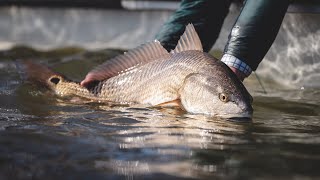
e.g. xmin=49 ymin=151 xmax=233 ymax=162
xmin=82 ymin=40 xmax=170 ymax=87
xmin=171 ymin=23 xmax=203 ymax=54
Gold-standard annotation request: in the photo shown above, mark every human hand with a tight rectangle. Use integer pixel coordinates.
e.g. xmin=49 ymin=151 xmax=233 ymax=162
xmin=228 ymin=66 xmax=246 ymax=82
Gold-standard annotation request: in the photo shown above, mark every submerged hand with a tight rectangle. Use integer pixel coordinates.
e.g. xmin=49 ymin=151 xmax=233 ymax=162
xmin=80 ymin=75 xmax=93 ymax=87
xmin=80 ymin=73 xmax=101 ymax=89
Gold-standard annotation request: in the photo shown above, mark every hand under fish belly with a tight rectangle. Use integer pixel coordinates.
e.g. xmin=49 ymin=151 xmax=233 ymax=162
xmin=17 ymin=24 xmax=253 ymax=118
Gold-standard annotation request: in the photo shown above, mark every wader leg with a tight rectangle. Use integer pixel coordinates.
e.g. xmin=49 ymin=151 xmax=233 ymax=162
xmin=155 ymin=0 xmax=232 ymax=52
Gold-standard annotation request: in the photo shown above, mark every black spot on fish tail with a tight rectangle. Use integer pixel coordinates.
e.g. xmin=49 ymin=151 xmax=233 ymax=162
xmin=49 ymin=77 xmax=60 ymax=84
xmin=15 ymin=60 xmax=67 ymax=88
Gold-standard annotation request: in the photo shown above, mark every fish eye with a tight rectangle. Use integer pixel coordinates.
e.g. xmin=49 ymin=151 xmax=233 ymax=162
xmin=49 ymin=77 xmax=60 ymax=85
xmin=219 ymin=93 xmax=228 ymax=102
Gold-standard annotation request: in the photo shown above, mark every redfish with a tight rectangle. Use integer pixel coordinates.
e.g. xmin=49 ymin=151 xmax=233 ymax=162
xmin=18 ymin=24 xmax=253 ymax=118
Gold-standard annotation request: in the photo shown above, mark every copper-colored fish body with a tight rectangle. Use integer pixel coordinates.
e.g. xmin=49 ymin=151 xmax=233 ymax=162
xmin=19 ymin=24 xmax=253 ymax=118
xmin=96 ymin=50 xmax=214 ymax=105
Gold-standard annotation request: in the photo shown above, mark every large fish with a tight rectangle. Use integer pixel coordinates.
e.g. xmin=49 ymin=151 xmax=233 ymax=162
xmin=18 ymin=24 xmax=253 ymax=118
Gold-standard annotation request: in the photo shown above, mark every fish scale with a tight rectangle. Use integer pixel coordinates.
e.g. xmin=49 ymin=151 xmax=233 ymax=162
xmin=95 ymin=51 xmax=210 ymax=105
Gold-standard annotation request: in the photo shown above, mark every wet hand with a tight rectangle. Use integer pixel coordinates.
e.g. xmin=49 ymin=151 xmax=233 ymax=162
xmin=228 ymin=66 xmax=246 ymax=82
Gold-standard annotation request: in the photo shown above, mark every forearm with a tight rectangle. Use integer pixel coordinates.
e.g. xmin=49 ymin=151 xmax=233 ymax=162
xmin=155 ymin=0 xmax=231 ymax=52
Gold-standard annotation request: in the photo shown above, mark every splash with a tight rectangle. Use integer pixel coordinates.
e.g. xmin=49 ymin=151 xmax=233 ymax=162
xmin=257 ymin=13 xmax=320 ymax=88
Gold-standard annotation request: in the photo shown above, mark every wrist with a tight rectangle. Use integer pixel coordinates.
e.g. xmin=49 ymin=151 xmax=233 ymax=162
xmin=220 ymin=54 xmax=252 ymax=81
xmin=228 ymin=67 xmax=246 ymax=81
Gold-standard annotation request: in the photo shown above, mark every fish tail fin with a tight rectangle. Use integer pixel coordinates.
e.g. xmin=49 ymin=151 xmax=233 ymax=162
xmin=15 ymin=60 xmax=65 ymax=89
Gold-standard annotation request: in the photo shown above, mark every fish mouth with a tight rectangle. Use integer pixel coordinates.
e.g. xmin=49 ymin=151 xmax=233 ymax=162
xmin=227 ymin=116 xmax=252 ymax=122
xmin=217 ymin=112 xmax=253 ymax=121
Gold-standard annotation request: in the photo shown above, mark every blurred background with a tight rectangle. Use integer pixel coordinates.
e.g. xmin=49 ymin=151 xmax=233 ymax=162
xmin=0 ymin=0 xmax=319 ymax=88
xmin=0 ymin=2 xmax=319 ymax=179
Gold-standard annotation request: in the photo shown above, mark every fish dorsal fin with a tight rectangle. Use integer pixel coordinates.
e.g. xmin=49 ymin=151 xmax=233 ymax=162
xmin=82 ymin=40 xmax=170 ymax=86
xmin=171 ymin=23 xmax=203 ymax=54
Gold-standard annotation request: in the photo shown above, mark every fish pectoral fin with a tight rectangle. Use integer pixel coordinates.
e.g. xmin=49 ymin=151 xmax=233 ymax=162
xmin=170 ymin=23 xmax=203 ymax=54
xmin=156 ymin=99 xmax=183 ymax=107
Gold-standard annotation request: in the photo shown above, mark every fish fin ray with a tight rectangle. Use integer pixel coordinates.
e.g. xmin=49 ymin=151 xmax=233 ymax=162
xmin=84 ymin=40 xmax=170 ymax=82
xmin=171 ymin=23 xmax=203 ymax=54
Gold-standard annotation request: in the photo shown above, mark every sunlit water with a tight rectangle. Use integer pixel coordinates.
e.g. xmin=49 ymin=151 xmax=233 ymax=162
xmin=0 ymin=47 xmax=320 ymax=180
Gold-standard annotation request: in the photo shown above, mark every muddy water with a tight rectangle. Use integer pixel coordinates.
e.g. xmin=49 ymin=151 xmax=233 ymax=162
xmin=0 ymin=47 xmax=319 ymax=180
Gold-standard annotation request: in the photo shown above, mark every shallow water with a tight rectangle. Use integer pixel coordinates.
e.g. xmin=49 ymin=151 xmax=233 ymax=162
xmin=0 ymin=47 xmax=320 ymax=180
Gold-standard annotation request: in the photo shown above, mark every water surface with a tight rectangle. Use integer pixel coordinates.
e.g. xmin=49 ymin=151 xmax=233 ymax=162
xmin=0 ymin=47 xmax=319 ymax=180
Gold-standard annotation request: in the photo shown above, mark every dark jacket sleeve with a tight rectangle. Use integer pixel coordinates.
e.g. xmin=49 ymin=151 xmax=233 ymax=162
xmin=155 ymin=0 xmax=231 ymax=52
xmin=224 ymin=0 xmax=291 ymax=70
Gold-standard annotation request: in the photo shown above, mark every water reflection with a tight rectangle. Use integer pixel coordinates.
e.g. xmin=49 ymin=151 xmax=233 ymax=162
xmin=0 ymin=48 xmax=320 ymax=179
